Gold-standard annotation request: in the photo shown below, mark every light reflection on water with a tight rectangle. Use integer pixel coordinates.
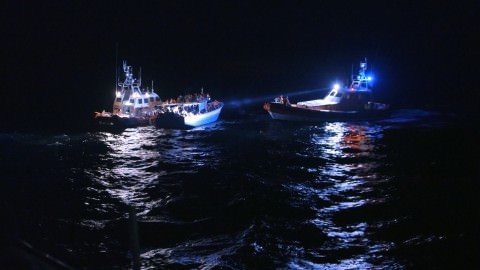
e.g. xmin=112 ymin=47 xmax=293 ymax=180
xmin=88 ymin=125 xmax=224 ymax=216
xmin=93 ymin=127 xmax=162 ymax=212
xmin=285 ymin=122 xmax=396 ymax=269
xmin=2 ymin=109 xmax=472 ymax=269
xmin=84 ymin=121 xmax=398 ymax=269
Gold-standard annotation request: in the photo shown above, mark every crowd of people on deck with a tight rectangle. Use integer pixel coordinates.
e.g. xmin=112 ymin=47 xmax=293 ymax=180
xmin=163 ymin=92 xmax=211 ymax=104
xmin=274 ymin=95 xmax=291 ymax=106
xmin=152 ymin=91 xmax=221 ymax=117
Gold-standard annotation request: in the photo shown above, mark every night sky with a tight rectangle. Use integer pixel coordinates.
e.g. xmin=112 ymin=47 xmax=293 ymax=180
xmin=2 ymin=1 xmax=478 ymax=131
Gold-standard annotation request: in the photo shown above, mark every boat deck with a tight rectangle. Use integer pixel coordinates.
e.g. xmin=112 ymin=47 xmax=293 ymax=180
xmin=290 ymin=104 xmax=358 ymax=113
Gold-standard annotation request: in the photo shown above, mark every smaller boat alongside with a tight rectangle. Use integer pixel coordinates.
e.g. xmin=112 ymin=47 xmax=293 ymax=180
xmin=154 ymin=90 xmax=224 ymax=129
xmin=263 ymin=58 xmax=390 ymax=122
xmin=94 ymin=61 xmax=161 ymax=130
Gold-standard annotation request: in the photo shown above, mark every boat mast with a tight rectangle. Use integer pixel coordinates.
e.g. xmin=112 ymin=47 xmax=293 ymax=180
xmin=115 ymin=44 xmax=119 ymax=92
xmin=139 ymin=67 xmax=142 ymax=87
xmin=351 ymin=64 xmax=354 ymax=82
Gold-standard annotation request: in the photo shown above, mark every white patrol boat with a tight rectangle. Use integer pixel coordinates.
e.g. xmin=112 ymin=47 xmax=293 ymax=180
xmin=263 ymin=58 xmax=390 ymax=122
xmin=94 ymin=61 xmax=161 ymax=130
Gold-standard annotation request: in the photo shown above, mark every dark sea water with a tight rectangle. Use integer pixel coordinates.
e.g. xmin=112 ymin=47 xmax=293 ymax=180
xmin=1 ymin=108 xmax=478 ymax=269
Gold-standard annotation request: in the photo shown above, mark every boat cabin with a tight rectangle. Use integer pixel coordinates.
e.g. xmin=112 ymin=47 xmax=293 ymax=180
xmin=112 ymin=61 xmax=162 ymax=116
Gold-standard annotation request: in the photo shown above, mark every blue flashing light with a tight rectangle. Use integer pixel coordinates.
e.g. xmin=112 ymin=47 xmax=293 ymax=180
xmin=367 ymin=76 xmax=372 ymax=81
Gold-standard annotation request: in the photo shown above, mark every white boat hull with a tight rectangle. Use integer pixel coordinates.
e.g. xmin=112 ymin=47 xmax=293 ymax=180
xmin=184 ymin=104 xmax=223 ymax=127
xmin=156 ymin=102 xmax=224 ymax=128
xmin=264 ymin=102 xmax=389 ymax=122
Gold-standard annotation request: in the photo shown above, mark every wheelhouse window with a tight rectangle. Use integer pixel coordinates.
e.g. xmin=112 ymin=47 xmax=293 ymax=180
xmin=130 ymin=99 xmax=135 ymax=104
xmin=335 ymin=92 xmax=343 ymax=98
xmin=149 ymin=97 xmax=154 ymax=102
xmin=329 ymin=91 xmax=336 ymax=96
xmin=115 ymin=98 xmax=122 ymax=102
xmin=138 ymin=99 xmax=143 ymax=104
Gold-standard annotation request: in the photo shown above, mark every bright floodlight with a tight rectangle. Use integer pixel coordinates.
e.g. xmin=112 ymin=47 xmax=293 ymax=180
xmin=367 ymin=76 xmax=372 ymax=81
xmin=333 ymin=83 xmax=340 ymax=90
xmin=116 ymin=91 xmax=121 ymax=98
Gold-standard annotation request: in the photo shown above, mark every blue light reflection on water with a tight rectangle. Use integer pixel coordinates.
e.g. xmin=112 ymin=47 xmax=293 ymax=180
xmin=276 ymin=122 xmax=400 ymax=269
xmin=1 ymin=109 xmax=476 ymax=269
xmin=72 ymin=120 xmax=397 ymax=269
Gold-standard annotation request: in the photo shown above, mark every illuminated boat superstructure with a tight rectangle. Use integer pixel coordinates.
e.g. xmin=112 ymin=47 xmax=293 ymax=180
xmin=94 ymin=61 xmax=161 ymax=130
xmin=263 ymin=58 xmax=390 ymax=122
xmin=154 ymin=91 xmax=224 ymax=129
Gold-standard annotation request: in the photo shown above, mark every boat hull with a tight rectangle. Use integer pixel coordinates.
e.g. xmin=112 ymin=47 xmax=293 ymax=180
xmin=264 ymin=102 xmax=390 ymax=122
xmin=93 ymin=114 xmax=150 ymax=131
xmin=155 ymin=103 xmax=223 ymax=129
